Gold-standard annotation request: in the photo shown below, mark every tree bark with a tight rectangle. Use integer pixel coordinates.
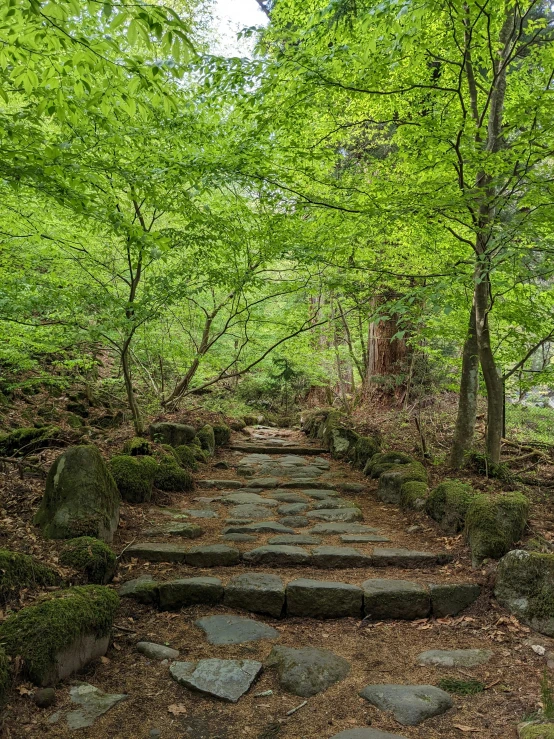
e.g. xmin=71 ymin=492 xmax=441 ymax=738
xmin=450 ymin=303 xmax=479 ymax=468
xmin=366 ymin=291 xmax=407 ymax=392
xmin=122 ymin=339 xmax=144 ymax=435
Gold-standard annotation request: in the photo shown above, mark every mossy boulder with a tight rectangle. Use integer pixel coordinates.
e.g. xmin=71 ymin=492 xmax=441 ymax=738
xmin=229 ymin=418 xmax=246 ymax=431
xmin=190 ymin=437 xmax=209 ymax=462
xmin=519 ymin=722 xmax=554 ymax=738
xmin=495 ymin=550 xmax=554 ymax=636
xmin=377 ymin=462 xmax=428 ymax=504
xmin=426 ymin=480 xmax=476 ymax=534
xmin=0 ymin=646 xmax=9 ymax=706
xmin=0 ymin=425 xmax=61 ymax=457
xmin=364 ymin=451 xmax=414 ymax=478
xmin=350 ymin=435 xmax=381 ymax=470
xmin=173 ymin=445 xmax=198 ymax=471
xmin=154 ymin=455 xmax=193 ymax=492
xmin=400 ymin=481 xmax=428 ymax=510
xmin=122 ymin=437 xmax=152 ymax=456
xmin=149 ymin=422 xmax=195 ymax=447
xmin=213 ymin=423 xmax=231 ymax=447
xmin=34 ymin=446 xmax=120 ymax=543
xmin=329 ymin=426 xmax=359 ymax=459
xmin=0 ymin=585 xmax=119 ymax=685
xmin=196 ymin=424 xmax=215 ymax=455
xmin=109 ymin=455 xmax=158 ymax=504
xmin=60 ymin=537 xmax=117 ymax=584
xmin=466 ymin=492 xmax=529 ymax=564
xmin=0 ymin=549 xmax=60 ymax=602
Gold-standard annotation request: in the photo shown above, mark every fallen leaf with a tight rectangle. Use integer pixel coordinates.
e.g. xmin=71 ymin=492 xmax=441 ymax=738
xmin=168 ymin=704 xmax=187 ymax=716
xmin=454 ymin=725 xmax=480 ymax=732
xmin=18 ymin=686 xmax=32 ymax=696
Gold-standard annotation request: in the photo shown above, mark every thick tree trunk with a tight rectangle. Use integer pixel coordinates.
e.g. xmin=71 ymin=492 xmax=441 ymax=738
xmin=450 ymin=303 xmax=479 ymax=468
xmin=366 ymin=292 xmax=407 ymax=393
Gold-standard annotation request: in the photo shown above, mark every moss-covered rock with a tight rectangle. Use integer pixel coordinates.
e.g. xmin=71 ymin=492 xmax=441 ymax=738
xmin=109 ymin=455 xmax=158 ymax=504
xmin=173 ymin=445 xmax=198 ymax=471
xmin=60 ymin=537 xmax=116 ymax=584
xmin=0 ymin=426 xmax=61 ymax=457
xmin=350 ymin=435 xmax=381 ymax=470
xmin=196 ymin=424 xmax=215 ymax=455
xmin=213 ymin=423 xmax=231 ymax=447
xmin=34 ymin=446 xmax=120 ymax=543
xmin=229 ymin=418 xmax=246 ymax=431
xmin=0 ymin=585 xmax=119 ymax=685
xmin=0 ymin=549 xmax=60 ymax=602
xmin=190 ymin=437 xmax=209 ymax=462
xmin=426 ymin=480 xmax=476 ymax=534
xmin=400 ymin=481 xmax=428 ymax=510
xmin=466 ymin=492 xmax=529 ymax=564
xmin=0 ymin=646 xmax=9 ymax=706
xmin=518 ymin=722 xmax=554 ymax=738
xmin=122 ymin=437 xmax=152 ymax=456
xmin=495 ymin=550 xmax=554 ymax=636
xmin=149 ymin=422 xmax=195 ymax=447
xmin=154 ymin=455 xmax=193 ymax=492
xmin=364 ymin=451 xmax=414 ymax=478
xmin=377 ymin=462 xmax=428 ymax=504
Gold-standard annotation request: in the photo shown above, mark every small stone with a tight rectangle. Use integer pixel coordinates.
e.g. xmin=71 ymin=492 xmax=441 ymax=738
xmin=304 ymin=490 xmax=340 ymax=499
xmin=242 ymin=545 xmax=312 ymax=566
xmin=279 ymin=516 xmax=310 ymax=528
xmin=429 ymin=583 xmax=481 ymax=617
xmin=306 ymin=508 xmax=363 ymax=523
xmin=286 ymin=578 xmax=363 ymax=618
xmin=268 ymin=535 xmax=321 ymax=545
xmin=229 ymin=504 xmax=277 ymax=520
xmin=195 ymin=615 xmax=279 ymax=645
xmin=158 ymin=577 xmax=223 ymax=610
xmin=34 ymin=688 xmax=56 ymax=708
xmin=137 ymin=642 xmax=179 ymax=660
xmin=407 ymin=525 xmax=422 ymax=534
xmin=170 ymin=659 xmax=262 ymax=703
xmin=371 ymin=548 xmax=452 ymax=568
xmin=278 ymin=503 xmax=308 ymax=515
xmin=183 ymin=509 xmax=218 ymax=519
xmin=416 ymin=649 xmax=493 ymax=667
xmin=66 ymin=684 xmax=127 ymax=730
xmin=362 ymin=580 xmax=430 ymax=620
xmin=338 ymin=483 xmax=366 ymax=494
xmin=224 ymin=573 xmax=285 ymax=617
xmin=185 ymin=545 xmax=240 ymax=568
xmin=359 ymin=684 xmax=453 ymax=726
xmin=119 ymin=575 xmax=159 ymax=605
xmin=223 ymin=533 xmax=257 ymax=542
xmin=340 ymin=534 xmax=390 ymax=543
xmin=267 ymin=646 xmax=350 ymax=697
xmin=214 ymin=461 xmax=230 ymax=469
xmin=312 ymin=546 xmax=371 ymax=568
xmin=149 ymin=730 xmax=162 ymax=739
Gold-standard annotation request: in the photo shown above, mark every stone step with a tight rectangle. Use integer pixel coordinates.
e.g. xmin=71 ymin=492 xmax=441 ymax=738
xmin=229 ymin=444 xmax=327 ymax=455
xmin=119 ymin=573 xmax=480 ymax=620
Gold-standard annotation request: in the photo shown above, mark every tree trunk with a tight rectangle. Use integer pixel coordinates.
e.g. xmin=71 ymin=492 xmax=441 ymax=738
xmin=366 ymin=292 xmax=407 ymax=392
xmin=122 ymin=341 xmax=144 ymax=435
xmin=450 ymin=303 xmax=479 ymax=468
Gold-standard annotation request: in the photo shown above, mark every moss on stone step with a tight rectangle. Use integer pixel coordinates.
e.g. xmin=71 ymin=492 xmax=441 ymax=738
xmin=0 ymin=549 xmax=60 ymax=601
xmin=426 ymin=480 xmax=476 ymax=534
xmin=60 ymin=537 xmax=116 ymax=584
xmin=465 ymin=491 xmax=529 ymax=564
xmin=109 ymin=455 xmax=158 ymax=503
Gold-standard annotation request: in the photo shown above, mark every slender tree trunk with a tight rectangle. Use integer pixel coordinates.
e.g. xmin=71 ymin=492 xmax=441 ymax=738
xmin=122 ymin=340 xmax=144 ymax=435
xmin=450 ymin=303 xmax=479 ymax=468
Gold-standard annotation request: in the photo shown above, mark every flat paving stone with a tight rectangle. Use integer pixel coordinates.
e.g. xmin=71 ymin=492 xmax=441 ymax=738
xmin=331 ymin=730 xmax=409 ymax=739
xmin=279 ymin=515 xmax=310 ymax=528
xmin=303 ymin=489 xmax=340 ymax=499
xmin=231 ymin=444 xmax=327 ymax=455
xmin=158 ymin=577 xmax=224 ymax=610
xmin=429 ymin=582 xmax=481 ymax=617
xmin=287 ymin=578 xmax=363 ymax=618
xmin=312 ymin=546 xmax=371 ymax=568
xmin=242 ymin=545 xmax=312 ymax=566
xmin=269 ymin=535 xmax=321 ymax=545
xmin=123 ymin=543 xmax=187 ymax=563
xmin=224 ymin=573 xmax=285 ymax=617
xmin=371 ymin=548 xmax=453 ymax=568
xmin=359 ymin=684 xmax=453 ymax=726
xmin=246 ymin=477 xmax=280 ymax=488
xmin=170 ymin=659 xmax=262 ymax=703
xmin=310 ymin=523 xmax=380 ymax=535
xmin=341 ymin=534 xmax=390 ymax=543
xmin=64 ymin=684 xmax=127 ymax=730
xmin=416 ymin=649 xmax=493 ymax=667
xmin=137 ymin=642 xmax=179 ymax=660
xmin=196 ymin=615 xmax=280 ymax=645
xmin=278 ymin=503 xmax=308 ymax=515
xmin=337 ymin=483 xmax=366 ymax=494
xmin=228 ymin=504 xmax=277 ymax=520
xmin=143 ymin=523 xmax=203 ymax=539
xmin=185 ymin=545 xmax=240 ymax=567
xmin=362 ymin=580 xmax=430 ymax=620
xmin=281 ymin=480 xmax=335 ymax=489
xmin=223 ymin=533 xmax=258 ymax=542
xmin=313 ymin=498 xmax=357 ymax=510
xmin=183 ymin=509 xmax=218 ymax=519
xmin=271 ymin=492 xmax=308 ymax=503
xmin=198 ymin=480 xmax=243 ymax=489
xmin=306 ymin=508 xmax=363 ymax=523
xmin=221 ymin=493 xmax=279 ymax=507
xmin=224 ymin=522 xmax=295 ymax=535
xmin=118 ymin=575 xmax=159 ymax=604
xmin=267 ymin=646 xmax=350 ymax=697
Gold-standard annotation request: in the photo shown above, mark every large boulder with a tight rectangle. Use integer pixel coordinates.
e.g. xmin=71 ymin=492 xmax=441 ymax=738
xmin=364 ymin=451 xmax=413 ymax=478
xmin=34 ymin=446 xmax=120 ymax=543
xmin=0 ymin=585 xmax=118 ymax=685
xmin=154 ymin=453 xmax=193 ymax=492
xmin=377 ymin=462 xmax=427 ymax=504
xmin=495 ymin=550 xmax=554 ymax=636
xmin=349 ymin=435 xmax=381 ymax=470
xmin=109 ymin=455 xmax=158 ymax=503
xmin=465 ymin=492 xmax=529 ymax=564
xmin=426 ymin=480 xmax=475 ymax=534
xmin=149 ymin=422 xmax=195 ymax=447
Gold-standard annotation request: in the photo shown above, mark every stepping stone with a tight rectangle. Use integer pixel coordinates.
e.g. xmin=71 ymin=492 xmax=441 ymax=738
xmin=196 ymin=615 xmax=279 ymax=645
xmin=362 ymin=580 xmax=430 ymax=620
xmin=247 ymin=477 xmax=280 ymax=489
xmin=194 ymin=496 xmax=222 ymax=504
xmin=242 ymin=545 xmax=311 ymax=566
xmin=331 ymin=731 xmax=409 ymax=739
xmin=281 ymin=480 xmax=336 ymax=489
xmin=312 ymin=457 xmax=330 ymax=469
xmin=224 ymin=573 xmax=285 ymax=617
xmin=229 ymin=505 xmax=277 ymax=520
xmin=359 ymin=684 xmax=453 ymax=726
xmin=223 ymin=533 xmax=257 ymax=542
xmin=267 ymin=646 xmax=350 ymax=697
xmin=289 ymin=466 xmax=325 ymax=478
xmin=185 ymin=545 xmax=240 ymax=567
xmin=310 ymin=523 xmax=379 ymax=535
xmin=158 ymin=577 xmax=223 ymax=610
xmin=225 ymin=518 xmax=253 ymax=525
xmin=198 ymin=480 xmax=243 ymax=489
xmin=239 ymin=453 xmax=272 ymax=463
xmin=269 ymin=535 xmax=321 ymax=546
xmin=137 ymin=642 xmax=179 ymax=660
xmin=338 ymin=483 xmax=366 ymax=494
xmin=123 ymin=543 xmax=187 ymax=563
xmin=224 ymin=522 xmax=295 ymax=535
xmin=417 ymin=648 xmax=493 ymax=667
xmin=277 ymin=455 xmax=309 ymax=466
xmin=183 ymin=509 xmax=218 ymax=519
xmin=278 ymin=503 xmax=308 ymax=515
xmin=286 ymin=578 xmax=363 ymax=618
xmin=307 ymin=508 xmax=362 ymax=523
xmin=312 ymin=546 xmax=371 ymax=568
xmin=371 ymin=548 xmax=453 ymax=568
xmin=222 ymin=493 xmax=279 ymax=506
xmin=279 ymin=516 xmax=310 ymax=528
xmin=143 ymin=523 xmax=203 ymax=539
xmin=118 ymin=576 xmax=159 ymax=604
xmin=170 ymin=659 xmax=262 ymax=703
xmin=313 ymin=498 xmax=357 ymax=510
xmin=231 ymin=444 xmax=326 ymax=455
xmin=429 ymin=582 xmax=481 ymax=617
xmin=64 ymin=684 xmax=127 ymax=730
xmin=341 ymin=534 xmax=390 ymax=543
xmin=272 ymin=492 xmax=308 ymax=503
xmin=305 ymin=490 xmax=340 ymax=500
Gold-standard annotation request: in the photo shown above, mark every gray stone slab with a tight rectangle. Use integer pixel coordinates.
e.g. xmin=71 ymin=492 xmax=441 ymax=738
xmin=279 ymin=516 xmax=310 ymax=528
xmin=232 ymin=444 xmax=326 ymax=455
xmin=123 ymin=542 xmax=187 ymax=563
xmin=242 ymin=545 xmax=312 ymax=566
xmin=287 ymin=578 xmax=363 ymax=618
xmin=307 ymin=508 xmax=363 ymax=523
xmin=269 ymin=535 xmax=321 ymax=546
xmin=371 ymin=548 xmax=453 ymax=568
xmin=225 ymin=518 xmax=253 ymax=525
xmin=196 ymin=615 xmax=279 ymax=645
xmin=272 ymin=492 xmax=308 ymax=503
xmin=304 ymin=490 xmax=340 ymax=499
xmin=416 ymin=649 xmax=493 ymax=667
xmin=221 ymin=493 xmax=279 ymax=506
xmin=246 ymin=477 xmax=280 ymax=488
xmin=137 ymin=642 xmax=179 ymax=660
xmin=337 ymin=483 xmax=366 ymax=494
xmin=143 ymin=523 xmax=203 ymax=539
xmin=359 ymin=684 xmax=453 ymax=726
xmin=170 ymin=659 xmax=262 ymax=703
xmin=183 ymin=509 xmax=218 ymax=519
xmin=341 ymin=534 xmax=390 ymax=543
xmin=362 ymin=580 xmax=430 ymax=620
xmin=278 ymin=503 xmax=308 ymax=515
xmin=281 ymin=480 xmax=336 ymax=489
xmin=229 ymin=504 xmax=277 ymax=520
xmin=331 ymin=731 xmax=409 ymax=739
xmin=224 ymin=573 xmax=285 ymax=617
xmin=65 ymin=684 xmax=127 ymax=730
xmin=312 ymin=458 xmax=330 ymax=469
xmin=267 ymin=646 xmax=350 ymax=697
xmin=158 ymin=577 xmax=224 ymax=610
xmin=198 ymin=479 xmax=243 ymax=489
xmin=223 ymin=533 xmax=258 ymax=542
xmin=312 ymin=546 xmax=371 ymax=569
xmin=310 ymin=523 xmax=379 ymax=535
xmin=185 ymin=545 xmax=240 ymax=567
xmin=118 ymin=575 xmax=159 ymax=604
xmin=224 ymin=522 xmax=295 ymax=535
xmin=429 ymin=582 xmax=481 ymax=617
xmin=313 ymin=498 xmax=357 ymax=510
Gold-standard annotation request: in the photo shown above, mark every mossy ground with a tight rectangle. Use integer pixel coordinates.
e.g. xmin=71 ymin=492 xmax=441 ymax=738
xmin=110 ymin=454 xmax=158 ymax=503
xmin=0 ymin=647 xmax=9 ymax=706
xmin=438 ymin=678 xmax=485 ymax=695
xmin=519 ymin=723 xmax=554 ymax=739
xmin=60 ymin=537 xmax=116 ymax=584
xmin=0 ymin=549 xmax=60 ymax=603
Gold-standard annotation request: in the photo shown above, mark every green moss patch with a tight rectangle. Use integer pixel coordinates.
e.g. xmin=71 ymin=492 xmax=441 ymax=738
xmin=109 ymin=455 xmax=158 ymax=504
xmin=519 ymin=723 xmax=554 ymax=739
xmin=154 ymin=455 xmax=193 ymax=492
xmin=0 ymin=549 xmax=60 ymax=602
xmin=173 ymin=445 xmax=198 ymax=471
xmin=438 ymin=677 xmax=485 ymax=695
xmin=350 ymin=435 xmax=381 ymax=470
xmin=400 ymin=481 xmax=428 ymax=510
xmin=466 ymin=491 xmax=529 ymax=564
xmin=60 ymin=537 xmax=116 ymax=584
xmin=0 ymin=426 xmax=61 ymax=457
xmin=122 ymin=437 xmax=152 ymax=456
xmin=426 ymin=480 xmax=476 ymax=534
xmin=213 ymin=423 xmax=231 ymax=447
xmin=0 ymin=585 xmax=119 ymax=685
xmin=0 ymin=646 xmax=9 ymax=706
xmin=495 ymin=550 xmax=554 ymax=635
xmin=196 ymin=424 xmax=215 ymax=455
xmin=377 ymin=461 xmax=427 ymax=504
xmin=364 ymin=451 xmax=413 ymax=478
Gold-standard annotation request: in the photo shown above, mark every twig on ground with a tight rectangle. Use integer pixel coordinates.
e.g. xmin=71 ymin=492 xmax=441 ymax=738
xmin=286 ymin=701 xmax=307 ymax=716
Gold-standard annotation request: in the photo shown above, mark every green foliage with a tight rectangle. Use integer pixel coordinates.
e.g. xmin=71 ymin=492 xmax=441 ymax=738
xmin=59 ymin=537 xmax=116 ymax=584
xmin=0 ymin=549 xmax=60 ymax=602
xmin=109 ymin=455 xmax=157 ymax=504
xmin=437 ymin=678 xmax=485 ymax=696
